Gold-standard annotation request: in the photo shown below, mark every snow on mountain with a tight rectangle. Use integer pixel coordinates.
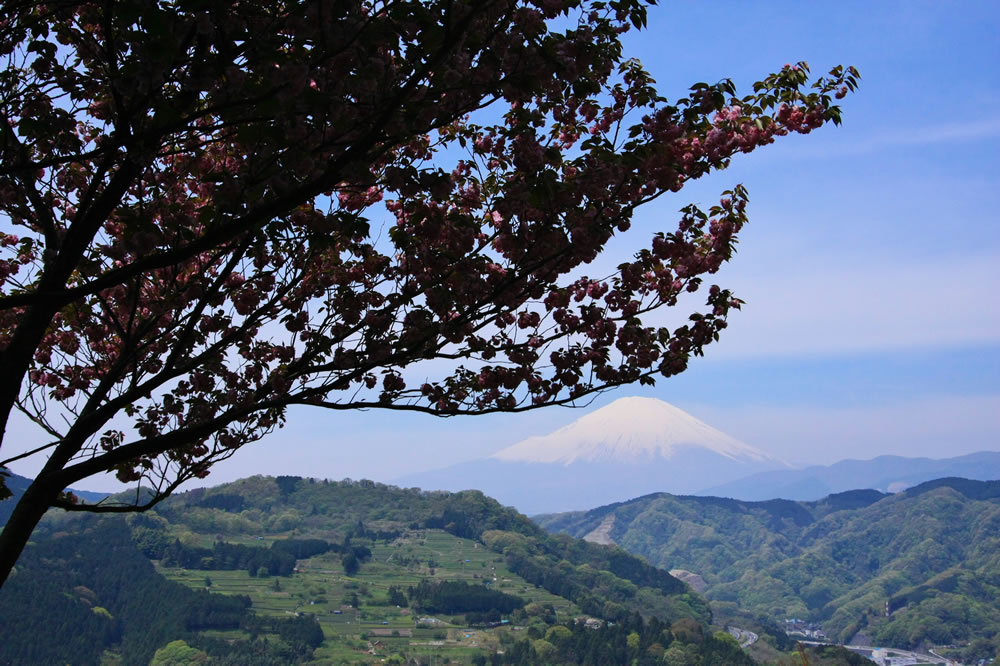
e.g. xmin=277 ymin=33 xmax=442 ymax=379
xmin=491 ymin=396 xmax=775 ymax=465
xmin=394 ymin=396 xmax=787 ymax=514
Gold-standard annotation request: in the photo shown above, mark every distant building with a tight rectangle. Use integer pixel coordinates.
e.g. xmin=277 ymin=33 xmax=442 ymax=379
xmin=870 ymin=649 xmax=917 ymax=666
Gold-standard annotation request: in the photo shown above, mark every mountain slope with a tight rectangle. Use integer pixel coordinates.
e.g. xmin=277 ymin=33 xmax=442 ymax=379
xmin=698 ymin=451 xmax=1000 ymax=500
xmin=396 ymin=397 xmax=786 ymax=514
xmin=535 ymin=478 xmax=1000 ymax=658
xmin=2 ymin=476 xmax=764 ymax=665
xmin=0 ymin=467 xmax=108 ymax=526
xmin=149 ymin=475 xmax=704 ymax=624
xmin=493 ymin=397 xmax=772 ymax=464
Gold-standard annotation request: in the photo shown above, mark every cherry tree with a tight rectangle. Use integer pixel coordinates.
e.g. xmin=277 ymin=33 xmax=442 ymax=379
xmin=0 ymin=0 xmax=857 ymax=584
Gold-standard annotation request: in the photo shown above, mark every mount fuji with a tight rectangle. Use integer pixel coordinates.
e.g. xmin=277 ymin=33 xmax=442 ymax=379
xmin=394 ymin=396 xmax=787 ymax=514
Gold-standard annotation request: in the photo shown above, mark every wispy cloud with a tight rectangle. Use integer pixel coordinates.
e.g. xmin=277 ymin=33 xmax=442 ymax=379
xmin=773 ymin=118 xmax=1000 ymax=159
xmin=879 ymin=118 xmax=1000 ymax=146
xmin=682 ymin=394 xmax=1000 ymax=466
xmin=685 ymin=251 xmax=1000 ymax=359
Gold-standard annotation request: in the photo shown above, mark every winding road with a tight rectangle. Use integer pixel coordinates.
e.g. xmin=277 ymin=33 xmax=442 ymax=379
xmin=728 ymin=626 xmax=759 ymax=649
xmin=799 ymin=640 xmax=953 ymax=665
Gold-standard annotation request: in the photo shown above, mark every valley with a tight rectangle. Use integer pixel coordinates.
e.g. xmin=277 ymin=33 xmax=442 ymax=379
xmin=0 ymin=473 xmax=762 ymax=665
xmin=2 ymin=462 xmax=997 ymax=664
xmin=536 ymin=478 xmax=1000 ymax=664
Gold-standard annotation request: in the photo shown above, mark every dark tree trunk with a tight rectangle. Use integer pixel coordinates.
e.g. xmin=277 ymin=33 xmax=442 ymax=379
xmin=0 ymin=476 xmax=61 ymax=587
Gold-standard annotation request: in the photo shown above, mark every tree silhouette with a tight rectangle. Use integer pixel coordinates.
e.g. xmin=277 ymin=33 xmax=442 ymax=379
xmin=0 ymin=0 xmax=857 ymax=585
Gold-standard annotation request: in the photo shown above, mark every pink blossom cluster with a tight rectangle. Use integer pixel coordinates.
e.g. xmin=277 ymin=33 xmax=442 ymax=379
xmin=0 ymin=0 xmax=857 ymax=529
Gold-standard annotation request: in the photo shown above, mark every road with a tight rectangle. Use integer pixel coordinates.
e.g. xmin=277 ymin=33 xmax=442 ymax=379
xmin=929 ymin=648 xmax=959 ymax=665
xmin=799 ymin=639 xmax=953 ymax=665
xmin=728 ymin=626 xmax=759 ymax=649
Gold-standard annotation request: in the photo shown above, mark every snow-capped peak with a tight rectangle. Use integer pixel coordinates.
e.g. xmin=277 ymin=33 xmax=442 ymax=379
xmin=490 ymin=396 xmax=772 ymax=465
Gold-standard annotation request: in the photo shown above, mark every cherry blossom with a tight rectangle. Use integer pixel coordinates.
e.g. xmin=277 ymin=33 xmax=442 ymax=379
xmin=0 ymin=0 xmax=857 ymax=586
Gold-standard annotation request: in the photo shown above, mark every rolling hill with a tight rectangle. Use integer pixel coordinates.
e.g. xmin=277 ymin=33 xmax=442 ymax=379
xmin=1 ymin=475 xmax=767 ymax=665
xmin=0 ymin=467 xmax=108 ymax=526
xmin=535 ymin=478 xmax=1000 ymax=661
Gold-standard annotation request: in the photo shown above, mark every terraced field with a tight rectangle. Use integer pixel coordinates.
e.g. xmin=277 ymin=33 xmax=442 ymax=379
xmin=160 ymin=528 xmax=579 ymax=662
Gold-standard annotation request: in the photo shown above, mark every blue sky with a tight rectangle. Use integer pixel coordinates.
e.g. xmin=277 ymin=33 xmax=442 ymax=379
xmin=199 ymin=0 xmax=1000 ymax=483
xmin=8 ymin=0 xmax=999 ymax=490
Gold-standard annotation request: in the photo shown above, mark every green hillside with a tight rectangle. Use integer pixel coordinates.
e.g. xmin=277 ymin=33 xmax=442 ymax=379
xmin=535 ymin=478 xmax=1000 ymax=662
xmin=0 ymin=467 xmax=107 ymax=525
xmin=1 ymin=476 xmax=770 ymax=665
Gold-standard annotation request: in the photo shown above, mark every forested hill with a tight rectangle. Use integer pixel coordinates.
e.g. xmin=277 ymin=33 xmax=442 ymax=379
xmin=2 ymin=475 xmax=782 ymax=665
xmin=0 ymin=467 xmax=107 ymax=526
xmin=535 ymin=477 xmax=1000 ymax=660
xmin=150 ymin=475 xmax=700 ymax=620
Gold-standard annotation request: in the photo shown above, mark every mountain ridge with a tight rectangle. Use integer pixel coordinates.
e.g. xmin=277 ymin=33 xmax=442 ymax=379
xmin=2 ymin=474 xmax=762 ymax=665
xmin=396 ymin=397 xmax=787 ymax=514
xmin=697 ymin=450 xmax=1000 ymax=500
xmin=534 ymin=476 xmax=1000 ymax=659
xmin=492 ymin=396 xmax=779 ymax=465
xmin=0 ymin=467 xmax=108 ymax=526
